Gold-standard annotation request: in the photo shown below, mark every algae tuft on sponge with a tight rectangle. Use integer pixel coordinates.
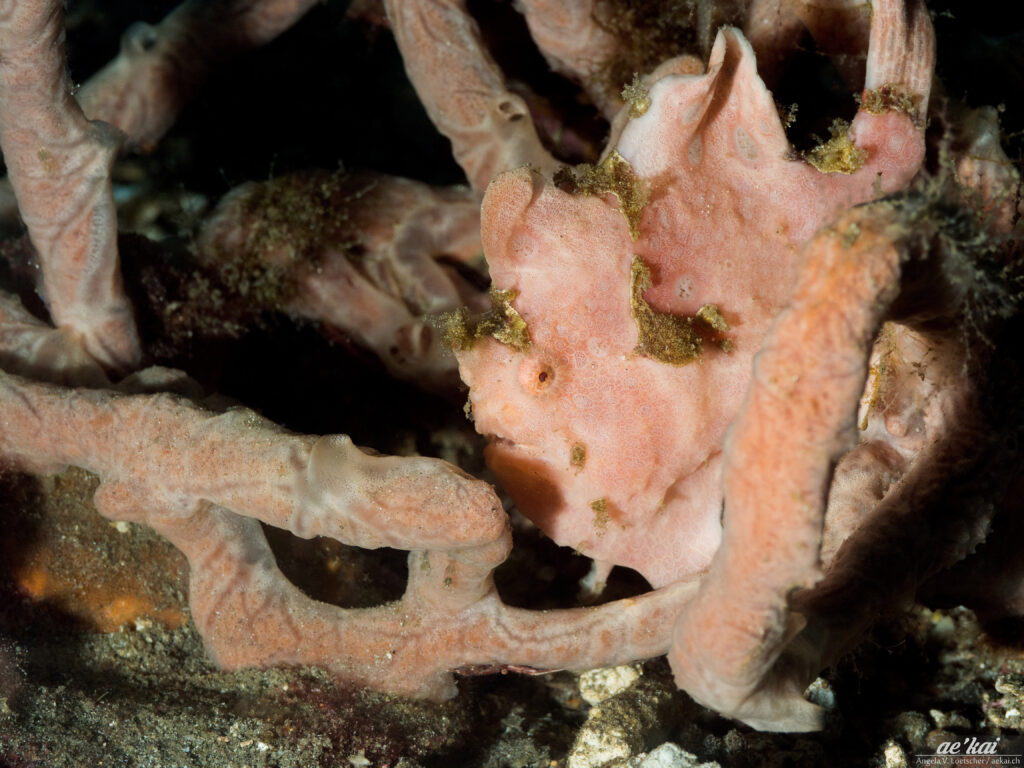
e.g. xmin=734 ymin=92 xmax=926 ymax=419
xmin=554 ymin=151 xmax=649 ymax=241
xmin=439 ymin=288 xmax=532 ymax=352
xmin=805 ymin=119 xmax=866 ymax=175
xmin=630 ymin=257 xmax=703 ymax=365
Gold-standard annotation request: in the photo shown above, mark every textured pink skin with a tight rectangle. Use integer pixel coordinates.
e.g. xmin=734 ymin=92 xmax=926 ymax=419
xmin=457 ymin=27 xmax=926 ymax=590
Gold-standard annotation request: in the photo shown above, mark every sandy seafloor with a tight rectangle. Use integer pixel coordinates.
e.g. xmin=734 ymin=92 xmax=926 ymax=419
xmin=2 ymin=0 xmax=1024 ymax=766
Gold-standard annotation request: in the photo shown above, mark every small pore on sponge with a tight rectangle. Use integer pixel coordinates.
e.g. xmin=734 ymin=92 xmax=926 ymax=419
xmin=439 ymin=288 xmax=532 ymax=352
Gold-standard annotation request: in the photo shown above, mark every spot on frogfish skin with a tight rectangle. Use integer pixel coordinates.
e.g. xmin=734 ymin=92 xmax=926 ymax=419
xmin=735 ymin=127 xmax=758 ymax=161
xmin=37 ymin=148 xmax=59 ymax=174
xmin=630 ymin=256 xmax=730 ymax=364
xmin=571 ymin=442 xmax=586 ymax=472
xmin=688 ymin=136 xmax=702 ymax=166
xmin=591 ymin=498 xmax=609 ymax=536
xmin=439 ymin=288 xmax=531 ymax=351
xmin=553 ymin=151 xmax=649 ymax=241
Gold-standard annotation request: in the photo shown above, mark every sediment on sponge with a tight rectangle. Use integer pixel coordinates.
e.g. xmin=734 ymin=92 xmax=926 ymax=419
xmin=200 ymin=170 xmax=355 ymax=311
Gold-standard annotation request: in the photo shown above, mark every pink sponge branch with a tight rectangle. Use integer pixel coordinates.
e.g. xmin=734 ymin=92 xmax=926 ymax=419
xmin=166 ymin=503 xmax=697 ymax=699
xmin=0 ymin=363 xmax=697 ymax=697
xmin=515 ymin=0 xmax=623 ymax=119
xmin=864 ymin=0 xmax=934 ymax=117
xmin=745 ymin=0 xmax=872 ymax=88
xmin=0 ymin=289 xmax=109 ymax=385
xmin=77 ymin=0 xmax=321 ymax=150
xmin=0 ymin=369 xmax=507 ymax=572
xmin=0 ymin=0 xmax=140 ymax=373
xmin=384 ymin=0 xmax=559 ymax=192
xmin=669 ymin=203 xmax=911 ymax=732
